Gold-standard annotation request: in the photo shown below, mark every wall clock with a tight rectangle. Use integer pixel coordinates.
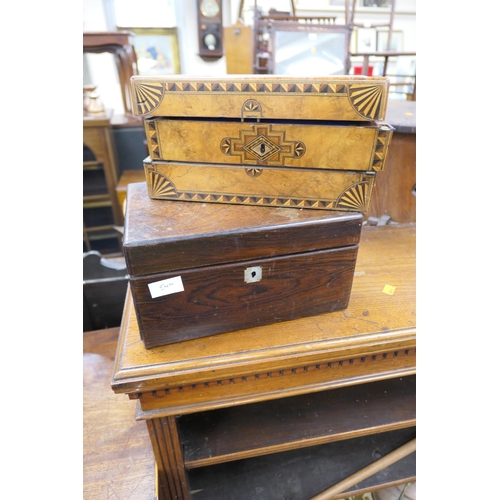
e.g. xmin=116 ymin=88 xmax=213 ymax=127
xmin=197 ymin=0 xmax=224 ymax=58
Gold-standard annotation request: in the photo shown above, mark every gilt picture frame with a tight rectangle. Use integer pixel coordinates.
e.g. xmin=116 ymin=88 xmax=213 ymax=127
xmin=124 ymin=27 xmax=181 ymax=75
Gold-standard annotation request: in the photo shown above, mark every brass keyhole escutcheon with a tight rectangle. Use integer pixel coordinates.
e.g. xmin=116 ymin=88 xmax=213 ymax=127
xmin=260 ymin=143 xmax=265 ymax=154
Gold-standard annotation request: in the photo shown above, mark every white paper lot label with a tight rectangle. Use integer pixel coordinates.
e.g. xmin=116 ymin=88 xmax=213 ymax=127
xmin=148 ymin=276 xmax=184 ymax=299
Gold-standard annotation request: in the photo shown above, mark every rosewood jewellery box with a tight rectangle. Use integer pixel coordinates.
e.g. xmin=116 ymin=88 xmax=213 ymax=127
xmin=123 ymin=182 xmax=363 ymax=349
xmin=130 ymin=75 xmax=394 ymax=212
xmin=122 ymin=75 xmax=394 ymax=349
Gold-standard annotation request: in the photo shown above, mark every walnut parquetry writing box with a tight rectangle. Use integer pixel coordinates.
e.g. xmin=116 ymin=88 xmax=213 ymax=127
xmin=130 ymin=75 xmax=393 ymax=212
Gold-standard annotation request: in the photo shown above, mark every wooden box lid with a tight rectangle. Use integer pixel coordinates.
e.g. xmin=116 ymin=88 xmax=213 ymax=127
xmin=130 ymin=75 xmax=390 ymax=122
xmin=123 ymin=182 xmax=363 ymax=277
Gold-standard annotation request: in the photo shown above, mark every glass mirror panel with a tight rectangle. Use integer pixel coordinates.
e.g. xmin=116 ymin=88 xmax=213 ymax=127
xmin=274 ymin=31 xmax=347 ymax=75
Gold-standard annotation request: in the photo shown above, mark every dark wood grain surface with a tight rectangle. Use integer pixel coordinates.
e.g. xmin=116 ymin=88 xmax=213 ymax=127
xmin=123 ymin=182 xmax=363 ymax=276
xmin=132 ymin=245 xmax=359 ymax=348
xmin=179 ymin=375 xmax=416 ymax=468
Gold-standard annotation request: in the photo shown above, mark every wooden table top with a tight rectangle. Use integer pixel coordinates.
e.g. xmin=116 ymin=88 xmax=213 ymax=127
xmin=112 ymin=223 xmax=416 ymax=416
xmin=83 ymin=108 xmax=113 ymax=127
xmin=83 ymin=327 xmax=156 ymax=500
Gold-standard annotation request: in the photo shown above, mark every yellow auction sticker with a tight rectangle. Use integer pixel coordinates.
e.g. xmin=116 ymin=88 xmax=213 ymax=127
xmin=383 ymin=284 xmax=396 ymax=295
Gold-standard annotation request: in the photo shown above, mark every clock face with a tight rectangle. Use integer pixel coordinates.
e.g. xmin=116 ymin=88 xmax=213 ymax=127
xmin=200 ymin=0 xmax=220 ymax=17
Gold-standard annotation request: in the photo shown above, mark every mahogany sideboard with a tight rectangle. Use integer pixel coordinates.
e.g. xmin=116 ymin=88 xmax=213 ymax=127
xmin=103 ymin=223 xmax=416 ymax=499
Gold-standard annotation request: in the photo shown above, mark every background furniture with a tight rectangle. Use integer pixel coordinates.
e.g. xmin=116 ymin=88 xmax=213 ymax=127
xmin=365 ymin=99 xmax=416 ymax=223
xmin=83 ymin=30 xmax=147 ymax=197
xmin=224 ymin=20 xmax=254 ymax=74
xmin=253 ymin=10 xmax=350 ymax=75
xmin=110 ymin=118 xmax=148 ymax=178
xmin=83 ymin=251 xmax=128 ymax=331
xmin=348 ymin=0 xmax=416 ymax=100
xmin=115 ymin=169 xmax=145 ymax=209
xmin=244 ymin=0 xmax=415 ymax=100
xmin=110 ymin=223 xmax=416 ymax=499
xmin=83 ymin=31 xmax=138 ymax=116
xmin=349 ymin=48 xmax=416 ymax=100
xmin=83 ymin=109 xmax=123 ymax=255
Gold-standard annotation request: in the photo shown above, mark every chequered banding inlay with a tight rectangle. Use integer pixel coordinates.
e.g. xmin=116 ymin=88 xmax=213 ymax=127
xmin=146 ymin=121 xmax=160 ymax=160
xmin=164 ymin=81 xmax=348 ymax=94
xmin=133 ymin=80 xmax=386 ymax=119
xmin=145 ymin=169 xmax=372 ymax=211
xmin=371 ymin=125 xmax=394 ymax=171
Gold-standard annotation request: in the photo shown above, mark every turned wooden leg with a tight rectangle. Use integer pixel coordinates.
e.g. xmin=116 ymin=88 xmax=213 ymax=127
xmin=147 ymin=416 xmax=190 ymax=500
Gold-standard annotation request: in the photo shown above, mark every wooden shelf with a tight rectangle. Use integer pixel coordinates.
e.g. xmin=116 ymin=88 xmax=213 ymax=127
xmin=116 ymin=169 xmax=145 ymax=208
xmin=179 ymin=375 xmax=415 ymax=469
xmin=186 ymin=427 xmax=416 ymax=500
xmin=83 ymin=229 xmax=122 ymax=256
xmin=83 ymin=205 xmax=115 ymax=230
xmin=83 ymin=160 xmax=103 ymax=170
xmin=83 ymin=109 xmax=123 ymax=255
xmin=83 ymin=195 xmax=113 ymax=206
xmin=83 ymin=165 xmax=108 ymax=194
xmin=84 ymin=225 xmax=117 ymax=234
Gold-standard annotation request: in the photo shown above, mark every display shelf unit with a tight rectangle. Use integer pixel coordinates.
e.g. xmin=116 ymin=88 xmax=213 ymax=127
xmin=186 ymin=427 xmax=415 ymax=500
xmin=179 ymin=375 xmax=415 ymax=470
xmin=83 ymin=109 xmax=123 ymax=255
xmin=180 ymin=376 xmax=416 ymax=498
